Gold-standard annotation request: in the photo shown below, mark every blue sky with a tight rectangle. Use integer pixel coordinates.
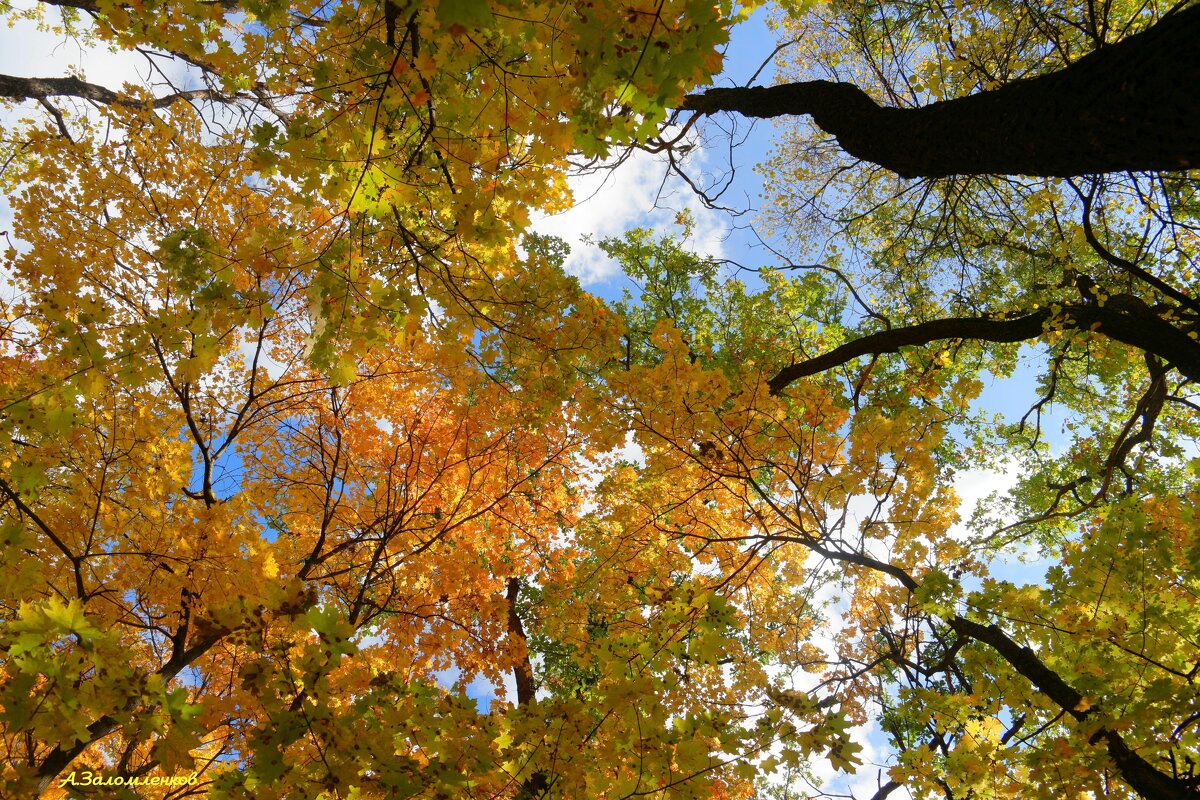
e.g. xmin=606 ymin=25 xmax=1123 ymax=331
xmin=529 ymin=9 xmax=780 ymax=294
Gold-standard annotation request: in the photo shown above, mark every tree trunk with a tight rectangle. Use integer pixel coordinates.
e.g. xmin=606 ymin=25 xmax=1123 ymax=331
xmin=682 ymin=4 xmax=1200 ymax=178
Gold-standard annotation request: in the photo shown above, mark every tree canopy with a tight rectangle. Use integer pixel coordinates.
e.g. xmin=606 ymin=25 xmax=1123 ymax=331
xmin=0 ymin=0 xmax=1197 ymax=798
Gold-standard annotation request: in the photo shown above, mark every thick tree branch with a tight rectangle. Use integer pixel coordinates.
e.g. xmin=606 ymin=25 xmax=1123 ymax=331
xmin=36 ymin=0 xmax=237 ymax=13
xmin=868 ymin=779 xmax=901 ymax=800
xmin=682 ymin=5 xmax=1200 ymax=177
xmin=505 ymin=577 xmax=537 ymax=706
xmin=768 ymin=299 xmax=1200 ymax=394
xmin=0 ymin=73 xmax=252 ymax=110
xmin=771 ymin=531 xmax=1198 ymax=799
xmin=0 ymin=74 xmax=120 ymax=105
xmin=947 ymin=617 xmax=1200 ymax=800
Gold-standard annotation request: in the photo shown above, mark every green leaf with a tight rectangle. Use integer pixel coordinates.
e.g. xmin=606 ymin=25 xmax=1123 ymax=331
xmin=436 ymin=0 xmax=492 ymax=29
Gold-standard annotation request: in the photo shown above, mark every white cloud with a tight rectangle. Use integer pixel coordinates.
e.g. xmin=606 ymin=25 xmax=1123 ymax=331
xmin=532 ymin=140 xmax=729 ymax=286
xmin=947 ymin=460 xmax=1019 ymax=539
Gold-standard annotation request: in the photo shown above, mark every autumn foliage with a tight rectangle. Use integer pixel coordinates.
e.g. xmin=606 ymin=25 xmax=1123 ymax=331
xmin=1 ymin=0 xmax=1198 ymax=798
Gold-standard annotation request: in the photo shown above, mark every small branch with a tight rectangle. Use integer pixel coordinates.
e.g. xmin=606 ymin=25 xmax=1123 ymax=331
xmin=0 ymin=476 xmax=87 ymax=599
xmin=1072 ymin=180 xmax=1200 ymax=315
xmin=36 ymin=98 xmax=73 ymax=139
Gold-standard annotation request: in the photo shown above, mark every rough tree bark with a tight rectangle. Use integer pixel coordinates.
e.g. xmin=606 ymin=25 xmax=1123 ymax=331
xmin=682 ymin=4 xmax=1200 ymax=178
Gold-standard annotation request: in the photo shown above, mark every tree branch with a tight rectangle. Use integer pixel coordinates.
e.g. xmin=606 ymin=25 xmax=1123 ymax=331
xmin=682 ymin=5 xmax=1200 ymax=178
xmin=767 ymin=299 xmax=1200 ymax=394
xmin=505 ymin=577 xmax=537 ymax=706
xmin=947 ymin=616 xmax=1200 ymax=800
xmin=0 ymin=73 xmax=249 ymax=110
xmin=37 ymin=0 xmax=237 ymax=13
xmin=770 ymin=528 xmax=1199 ymax=799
